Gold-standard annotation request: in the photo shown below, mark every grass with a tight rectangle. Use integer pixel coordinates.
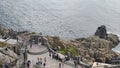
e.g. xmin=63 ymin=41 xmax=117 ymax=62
xmin=58 ymin=47 xmax=79 ymax=56
xmin=0 ymin=42 xmax=8 ymax=47
xmin=31 ymin=32 xmax=36 ymax=34
xmin=0 ymin=61 xmax=2 ymax=68
xmin=49 ymin=41 xmax=79 ymax=56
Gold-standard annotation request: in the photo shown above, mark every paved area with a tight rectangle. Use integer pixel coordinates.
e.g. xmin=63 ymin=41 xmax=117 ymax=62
xmin=28 ymin=52 xmax=75 ymax=68
xmin=27 ymin=45 xmax=76 ymax=68
xmin=27 ymin=44 xmax=47 ymax=53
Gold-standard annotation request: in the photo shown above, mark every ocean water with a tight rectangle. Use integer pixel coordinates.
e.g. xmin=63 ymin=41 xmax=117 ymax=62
xmin=0 ymin=0 xmax=120 ymax=40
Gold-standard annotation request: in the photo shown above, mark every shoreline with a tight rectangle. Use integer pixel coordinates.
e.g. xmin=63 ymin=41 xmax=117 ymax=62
xmin=1 ymin=23 xmax=120 ymax=41
xmin=0 ymin=24 xmax=120 ymax=67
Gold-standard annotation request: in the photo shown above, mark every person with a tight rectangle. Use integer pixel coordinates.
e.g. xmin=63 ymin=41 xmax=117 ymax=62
xmin=44 ymin=57 xmax=46 ymax=62
xmin=50 ymin=53 xmax=53 ymax=59
xmin=49 ymin=51 xmax=51 ymax=57
xmin=59 ymin=63 xmax=61 ymax=68
xmin=40 ymin=58 xmax=43 ymax=65
xmin=97 ymin=62 xmax=99 ymax=66
xmin=43 ymin=62 xmax=46 ymax=68
xmin=74 ymin=60 xmax=78 ymax=68
xmin=30 ymin=39 xmax=32 ymax=48
xmin=82 ymin=64 xmax=84 ymax=68
xmin=61 ymin=59 xmax=64 ymax=68
xmin=37 ymin=57 xmax=40 ymax=62
xmin=27 ymin=60 xmax=31 ymax=68
xmin=3 ymin=62 xmax=10 ymax=68
xmin=56 ymin=54 xmax=59 ymax=59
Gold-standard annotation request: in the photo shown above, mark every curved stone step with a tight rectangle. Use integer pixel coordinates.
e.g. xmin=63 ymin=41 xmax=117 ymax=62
xmin=27 ymin=49 xmax=48 ymax=55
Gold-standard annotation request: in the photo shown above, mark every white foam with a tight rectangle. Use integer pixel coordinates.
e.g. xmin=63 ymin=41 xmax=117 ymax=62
xmin=108 ymin=32 xmax=120 ymax=53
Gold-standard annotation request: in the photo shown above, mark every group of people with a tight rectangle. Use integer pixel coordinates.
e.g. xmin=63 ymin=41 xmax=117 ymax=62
xmin=36 ymin=57 xmax=46 ymax=68
xmin=59 ymin=60 xmax=65 ymax=68
xmin=74 ymin=60 xmax=78 ymax=68
xmin=49 ymin=51 xmax=58 ymax=59
xmin=3 ymin=62 xmax=10 ymax=68
xmin=49 ymin=51 xmax=65 ymax=68
xmin=26 ymin=57 xmax=46 ymax=68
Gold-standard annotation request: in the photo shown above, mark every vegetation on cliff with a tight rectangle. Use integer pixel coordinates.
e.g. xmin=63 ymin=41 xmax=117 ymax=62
xmin=47 ymin=36 xmax=79 ymax=56
xmin=0 ymin=42 xmax=8 ymax=47
xmin=47 ymin=25 xmax=120 ymax=65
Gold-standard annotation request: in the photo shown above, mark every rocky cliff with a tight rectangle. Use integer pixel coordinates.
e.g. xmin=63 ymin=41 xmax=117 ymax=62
xmin=74 ymin=34 xmax=119 ymax=64
xmin=0 ymin=42 xmax=19 ymax=67
xmin=47 ymin=25 xmax=120 ymax=65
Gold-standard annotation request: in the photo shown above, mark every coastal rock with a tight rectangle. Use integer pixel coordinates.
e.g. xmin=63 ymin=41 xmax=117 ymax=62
xmin=47 ymin=34 xmax=119 ymax=64
xmin=95 ymin=25 xmax=107 ymax=39
xmin=107 ymin=34 xmax=120 ymax=47
xmin=71 ymin=36 xmax=118 ymax=65
xmin=0 ymin=47 xmax=18 ymax=65
xmin=47 ymin=26 xmax=120 ymax=65
xmin=73 ymin=25 xmax=120 ymax=64
xmin=47 ymin=36 xmax=70 ymax=49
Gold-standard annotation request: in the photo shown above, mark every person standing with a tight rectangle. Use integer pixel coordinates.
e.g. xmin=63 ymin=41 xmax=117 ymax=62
xmin=44 ymin=57 xmax=46 ymax=62
xmin=61 ymin=59 xmax=65 ymax=68
xmin=59 ymin=63 xmax=61 ymax=68
xmin=49 ymin=51 xmax=51 ymax=57
xmin=3 ymin=62 xmax=9 ymax=68
xmin=43 ymin=62 xmax=46 ymax=68
xmin=74 ymin=60 xmax=76 ymax=67
xmin=30 ymin=39 xmax=32 ymax=48
xmin=27 ymin=62 xmax=30 ymax=68
xmin=27 ymin=60 xmax=31 ymax=68
xmin=37 ymin=57 xmax=39 ymax=62
xmin=74 ymin=60 xmax=78 ymax=68
xmin=40 ymin=58 xmax=43 ymax=65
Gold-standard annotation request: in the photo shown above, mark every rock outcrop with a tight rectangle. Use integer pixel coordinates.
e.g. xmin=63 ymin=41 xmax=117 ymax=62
xmin=74 ymin=34 xmax=119 ymax=64
xmin=47 ymin=25 xmax=120 ymax=65
xmin=95 ymin=25 xmax=107 ymax=39
xmin=74 ymin=26 xmax=119 ymax=64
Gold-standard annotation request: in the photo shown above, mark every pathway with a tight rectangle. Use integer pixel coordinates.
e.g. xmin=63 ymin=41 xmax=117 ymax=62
xmin=27 ymin=45 xmax=77 ymax=68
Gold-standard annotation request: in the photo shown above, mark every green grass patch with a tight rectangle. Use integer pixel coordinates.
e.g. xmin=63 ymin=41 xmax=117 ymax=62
xmin=58 ymin=47 xmax=79 ymax=56
xmin=31 ymin=32 xmax=36 ymax=34
xmin=0 ymin=42 xmax=8 ymax=47
xmin=0 ymin=61 xmax=3 ymax=67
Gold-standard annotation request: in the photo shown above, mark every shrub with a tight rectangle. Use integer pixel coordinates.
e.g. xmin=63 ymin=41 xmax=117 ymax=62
xmin=0 ymin=42 xmax=8 ymax=47
xmin=58 ymin=47 xmax=78 ymax=56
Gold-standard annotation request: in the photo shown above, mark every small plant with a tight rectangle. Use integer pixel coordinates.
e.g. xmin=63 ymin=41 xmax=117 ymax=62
xmin=0 ymin=42 xmax=8 ymax=47
xmin=0 ymin=61 xmax=2 ymax=68
xmin=58 ymin=47 xmax=79 ymax=56
xmin=31 ymin=32 xmax=36 ymax=34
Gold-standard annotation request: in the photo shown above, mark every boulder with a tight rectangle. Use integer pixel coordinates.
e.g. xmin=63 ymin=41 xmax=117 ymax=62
xmin=0 ymin=48 xmax=18 ymax=63
xmin=107 ymin=34 xmax=120 ymax=47
xmin=95 ymin=25 xmax=107 ymax=39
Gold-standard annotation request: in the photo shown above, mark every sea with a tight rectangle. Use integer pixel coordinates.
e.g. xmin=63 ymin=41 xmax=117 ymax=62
xmin=0 ymin=0 xmax=120 ymax=52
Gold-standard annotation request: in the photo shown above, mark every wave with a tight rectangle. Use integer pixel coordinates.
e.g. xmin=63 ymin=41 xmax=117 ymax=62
xmin=108 ymin=32 xmax=120 ymax=53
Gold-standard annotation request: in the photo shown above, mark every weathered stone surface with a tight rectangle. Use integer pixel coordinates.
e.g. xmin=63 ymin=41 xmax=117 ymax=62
xmin=74 ymin=25 xmax=120 ymax=64
xmin=47 ymin=36 xmax=69 ymax=49
xmin=47 ymin=26 xmax=120 ymax=65
xmin=0 ymin=47 xmax=18 ymax=63
xmin=95 ymin=25 xmax=107 ymax=39
xmin=107 ymin=34 xmax=120 ymax=47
